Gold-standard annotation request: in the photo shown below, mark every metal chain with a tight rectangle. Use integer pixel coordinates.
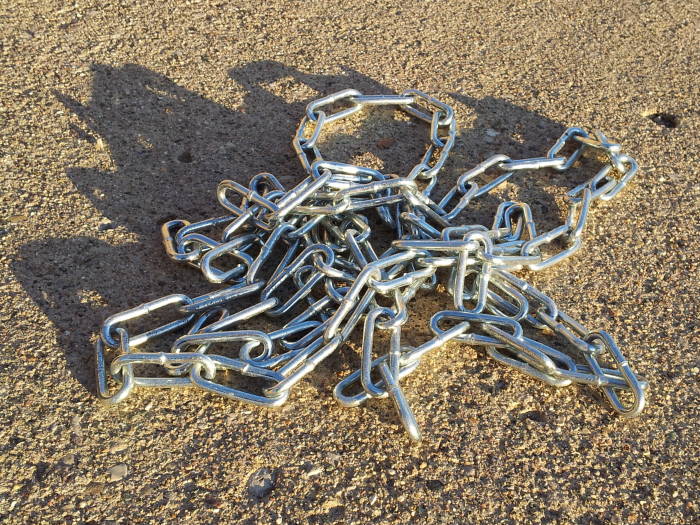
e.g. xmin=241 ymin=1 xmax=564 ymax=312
xmin=94 ymin=89 xmax=647 ymax=441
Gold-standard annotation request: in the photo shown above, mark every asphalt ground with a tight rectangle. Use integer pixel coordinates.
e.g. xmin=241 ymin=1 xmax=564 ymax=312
xmin=1 ymin=1 xmax=699 ymax=523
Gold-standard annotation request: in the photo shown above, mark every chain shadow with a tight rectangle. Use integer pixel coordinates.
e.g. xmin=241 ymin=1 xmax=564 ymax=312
xmin=12 ymin=60 xmax=576 ymax=399
xmin=12 ymin=62 xmax=395 ymax=394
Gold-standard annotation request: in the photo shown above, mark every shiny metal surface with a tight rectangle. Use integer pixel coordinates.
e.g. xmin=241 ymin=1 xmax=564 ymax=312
xmin=93 ymin=89 xmax=646 ymax=440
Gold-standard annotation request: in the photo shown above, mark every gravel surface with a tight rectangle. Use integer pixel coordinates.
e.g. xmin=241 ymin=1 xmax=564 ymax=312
xmin=1 ymin=1 xmax=699 ymax=523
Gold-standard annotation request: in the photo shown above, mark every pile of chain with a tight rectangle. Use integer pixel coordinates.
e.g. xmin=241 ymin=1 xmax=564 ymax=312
xmin=94 ymin=89 xmax=647 ymax=441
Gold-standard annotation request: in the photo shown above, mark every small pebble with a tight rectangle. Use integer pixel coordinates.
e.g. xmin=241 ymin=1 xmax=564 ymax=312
xmin=98 ymin=221 xmax=115 ymax=231
xmin=204 ymin=494 xmax=224 ymax=508
xmin=60 ymin=453 xmax=76 ymax=466
xmin=426 ymin=479 xmax=444 ymax=491
xmin=305 ymin=466 xmax=323 ymax=478
xmin=108 ymin=463 xmax=128 ymax=482
xmin=247 ymin=467 xmax=276 ymax=498
xmin=108 ymin=441 xmax=128 ymax=454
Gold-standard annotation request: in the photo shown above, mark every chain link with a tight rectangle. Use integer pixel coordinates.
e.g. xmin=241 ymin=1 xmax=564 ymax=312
xmin=93 ymin=89 xmax=647 ymax=441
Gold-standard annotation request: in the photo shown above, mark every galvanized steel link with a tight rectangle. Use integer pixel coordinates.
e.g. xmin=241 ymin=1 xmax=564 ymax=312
xmin=92 ymin=88 xmax=646 ymax=441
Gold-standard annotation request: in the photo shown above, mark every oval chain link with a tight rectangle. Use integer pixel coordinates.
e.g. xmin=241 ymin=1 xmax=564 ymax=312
xmin=93 ymin=89 xmax=646 ymax=441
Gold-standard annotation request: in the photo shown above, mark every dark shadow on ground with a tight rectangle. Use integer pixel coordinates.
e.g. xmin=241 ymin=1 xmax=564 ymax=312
xmin=13 ymin=60 xmax=576 ymax=396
